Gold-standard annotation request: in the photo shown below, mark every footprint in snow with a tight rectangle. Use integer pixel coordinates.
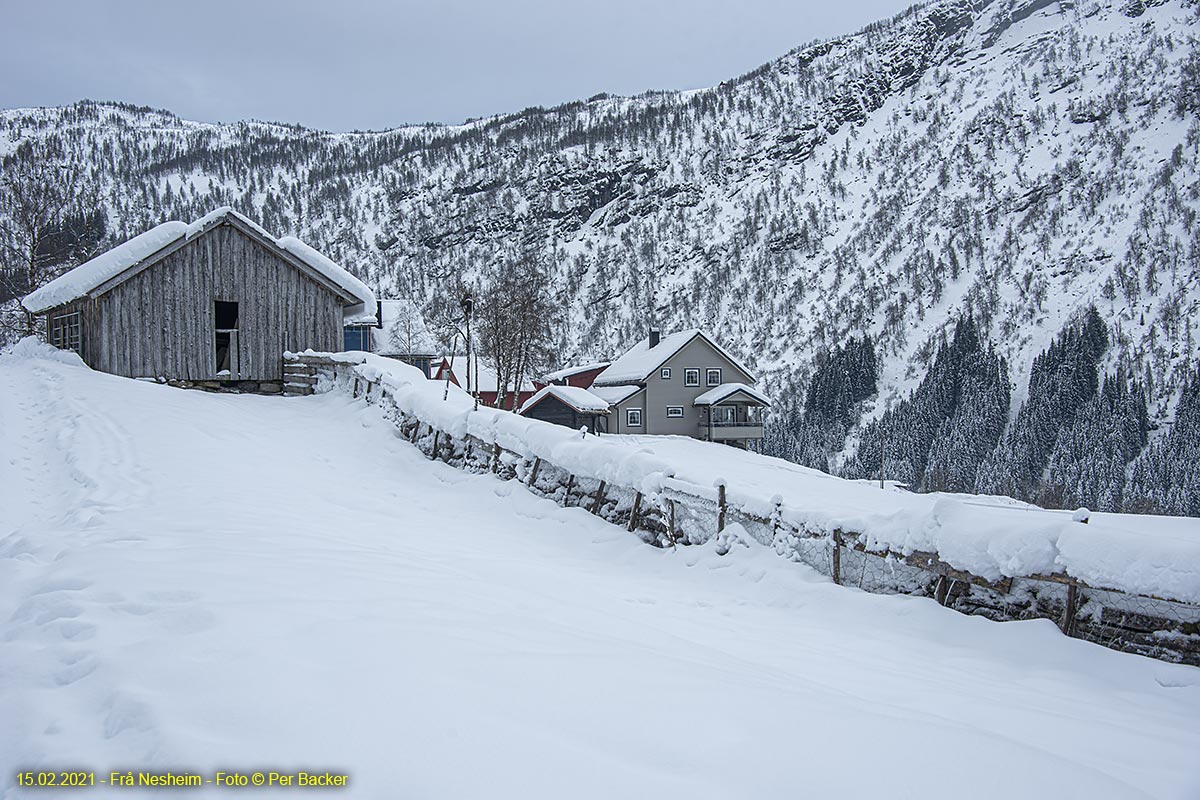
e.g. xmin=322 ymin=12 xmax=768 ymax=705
xmin=103 ymin=693 xmax=156 ymax=740
xmin=31 ymin=576 xmax=93 ymax=595
xmin=9 ymin=595 xmax=84 ymax=626
xmin=53 ymin=653 xmax=98 ymax=687
xmin=57 ymin=619 xmax=97 ymax=641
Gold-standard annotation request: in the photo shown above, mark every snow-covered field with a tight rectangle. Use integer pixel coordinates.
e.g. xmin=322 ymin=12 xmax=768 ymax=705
xmin=3 ymin=347 xmax=1200 ymax=799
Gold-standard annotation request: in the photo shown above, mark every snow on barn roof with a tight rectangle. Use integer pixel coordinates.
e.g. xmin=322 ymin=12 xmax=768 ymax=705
xmin=593 ymin=329 xmax=754 ymax=386
xmin=274 ymin=235 xmax=376 ymax=318
xmin=519 ymin=385 xmax=612 ymax=415
xmin=369 ymin=299 xmax=439 ymax=355
xmin=588 ymin=384 xmax=644 ymax=406
xmin=693 ymin=382 xmax=771 ymax=407
xmin=343 ymin=304 xmax=379 ymax=326
xmin=23 ymin=207 xmax=376 ymax=315
xmin=541 ymin=361 xmax=611 ymax=382
xmin=22 ymin=221 xmax=187 ymax=314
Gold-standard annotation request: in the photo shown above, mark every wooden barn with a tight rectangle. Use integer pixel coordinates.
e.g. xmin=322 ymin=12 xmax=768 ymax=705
xmin=519 ymin=385 xmax=611 ymax=433
xmin=22 ymin=208 xmax=376 ymax=392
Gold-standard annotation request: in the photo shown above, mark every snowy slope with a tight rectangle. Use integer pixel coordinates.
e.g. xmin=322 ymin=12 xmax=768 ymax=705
xmin=2 ymin=345 xmax=1200 ymax=799
xmin=317 ymin=349 xmax=1200 ymax=602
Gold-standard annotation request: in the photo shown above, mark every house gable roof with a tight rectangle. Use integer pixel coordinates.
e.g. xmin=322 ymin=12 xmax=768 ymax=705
xmin=541 ymin=361 xmax=612 ymax=383
xmin=592 ymin=329 xmax=755 ymax=386
xmin=692 ymin=382 xmax=771 ymax=407
xmin=519 ymin=385 xmax=611 ymax=415
xmin=588 ymin=384 xmax=645 ymax=406
xmin=542 ymin=362 xmax=609 ymax=383
xmin=435 ymin=355 xmax=537 ymax=394
xmin=23 ymin=207 xmax=375 ymax=315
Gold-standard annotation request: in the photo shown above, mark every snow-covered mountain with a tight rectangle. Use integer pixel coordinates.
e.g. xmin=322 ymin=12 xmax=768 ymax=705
xmin=2 ymin=0 xmax=1198 ymax=510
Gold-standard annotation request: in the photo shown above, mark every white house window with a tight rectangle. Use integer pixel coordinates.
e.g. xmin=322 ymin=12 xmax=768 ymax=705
xmin=684 ymin=368 xmax=700 ymax=386
xmin=660 ymin=367 xmax=672 ymax=380
xmin=706 ymin=368 xmax=722 ymax=386
xmin=666 ymin=406 xmax=684 ymax=418
xmin=49 ymin=312 xmax=81 ymax=353
xmin=626 ymin=408 xmax=642 ymax=427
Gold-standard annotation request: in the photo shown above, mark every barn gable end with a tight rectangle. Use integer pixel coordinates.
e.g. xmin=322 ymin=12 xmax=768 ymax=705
xmin=44 ymin=217 xmax=355 ymax=384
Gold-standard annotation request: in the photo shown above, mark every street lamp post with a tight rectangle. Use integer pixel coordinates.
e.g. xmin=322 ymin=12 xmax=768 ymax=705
xmin=460 ymin=294 xmax=475 ymax=409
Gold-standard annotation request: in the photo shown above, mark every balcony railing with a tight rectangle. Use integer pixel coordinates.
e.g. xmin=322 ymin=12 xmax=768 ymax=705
xmin=700 ymin=423 xmax=765 ymax=440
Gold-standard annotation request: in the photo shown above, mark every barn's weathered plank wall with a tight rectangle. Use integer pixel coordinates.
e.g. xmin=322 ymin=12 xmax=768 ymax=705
xmin=70 ymin=223 xmax=344 ymax=381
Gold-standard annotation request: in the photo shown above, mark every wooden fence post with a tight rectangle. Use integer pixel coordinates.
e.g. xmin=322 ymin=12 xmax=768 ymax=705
xmin=430 ymin=430 xmax=440 ymax=460
xmin=590 ymin=481 xmax=607 ymax=515
xmin=564 ymin=474 xmax=576 ymax=506
xmin=717 ymin=483 xmax=727 ymax=533
xmin=491 ymin=443 xmax=501 ymax=473
xmin=934 ymin=576 xmax=950 ymax=606
xmin=832 ymin=529 xmax=843 ymax=586
xmin=668 ymin=499 xmax=676 ymax=543
xmin=1060 ymin=582 xmax=1079 ymax=636
xmin=526 ymin=457 xmax=541 ymax=487
xmin=628 ymin=492 xmax=643 ymax=532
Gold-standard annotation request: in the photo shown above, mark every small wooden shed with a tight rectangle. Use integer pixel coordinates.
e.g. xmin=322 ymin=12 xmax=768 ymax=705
xmin=22 ymin=208 xmax=376 ymax=391
xmin=519 ymin=385 xmax=611 ymax=434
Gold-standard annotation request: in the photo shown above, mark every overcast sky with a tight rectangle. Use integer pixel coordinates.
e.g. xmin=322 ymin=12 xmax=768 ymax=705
xmin=3 ymin=0 xmax=915 ymax=131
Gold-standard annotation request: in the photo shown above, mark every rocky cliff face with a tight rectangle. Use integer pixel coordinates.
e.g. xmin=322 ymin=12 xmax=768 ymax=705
xmin=3 ymin=0 xmax=1198 ymax=493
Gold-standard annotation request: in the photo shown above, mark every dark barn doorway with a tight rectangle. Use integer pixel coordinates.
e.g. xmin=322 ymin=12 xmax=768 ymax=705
xmin=215 ymin=300 xmax=239 ymax=376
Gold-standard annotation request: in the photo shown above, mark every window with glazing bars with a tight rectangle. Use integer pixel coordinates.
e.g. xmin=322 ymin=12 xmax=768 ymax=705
xmin=50 ymin=312 xmax=81 ymax=353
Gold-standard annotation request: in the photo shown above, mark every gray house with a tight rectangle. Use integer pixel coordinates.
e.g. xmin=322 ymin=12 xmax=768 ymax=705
xmin=22 ymin=207 xmax=375 ymax=391
xmin=591 ymin=328 xmax=769 ymax=447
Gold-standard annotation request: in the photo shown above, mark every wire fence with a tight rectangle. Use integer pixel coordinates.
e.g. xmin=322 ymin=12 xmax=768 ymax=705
xmin=291 ymin=354 xmax=1200 ymax=667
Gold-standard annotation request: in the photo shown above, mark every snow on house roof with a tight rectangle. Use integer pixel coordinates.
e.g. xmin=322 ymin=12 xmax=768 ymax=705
xmin=23 ymin=207 xmax=375 ymax=315
xmin=693 ymin=382 xmax=772 ymax=407
xmin=519 ymin=385 xmax=612 ymax=415
xmin=367 ymin=299 xmax=439 ymax=355
xmin=440 ymin=355 xmax=537 ymax=394
xmin=588 ymin=384 xmax=644 ymax=406
xmin=593 ymin=329 xmax=754 ymax=386
xmin=541 ymin=361 xmax=611 ymax=382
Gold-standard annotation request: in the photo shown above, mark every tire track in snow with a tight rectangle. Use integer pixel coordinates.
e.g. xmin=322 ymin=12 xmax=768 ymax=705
xmin=34 ymin=362 xmax=150 ymax=530
xmin=0 ymin=361 xmax=164 ymax=793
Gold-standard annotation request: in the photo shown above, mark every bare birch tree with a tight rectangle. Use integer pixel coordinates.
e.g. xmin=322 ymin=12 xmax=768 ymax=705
xmin=475 ymin=252 xmax=558 ymax=410
xmin=0 ymin=158 xmax=103 ymax=339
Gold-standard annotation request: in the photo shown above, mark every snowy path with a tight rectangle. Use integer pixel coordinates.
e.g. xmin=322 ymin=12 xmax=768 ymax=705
xmin=2 ymin=352 xmax=1199 ymax=799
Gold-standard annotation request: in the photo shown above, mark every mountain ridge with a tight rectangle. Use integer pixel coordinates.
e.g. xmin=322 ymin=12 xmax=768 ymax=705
xmin=2 ymin=0 xmax=1198 ymax=511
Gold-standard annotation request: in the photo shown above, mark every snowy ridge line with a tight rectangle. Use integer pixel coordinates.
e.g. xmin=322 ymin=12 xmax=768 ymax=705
xmin=286 ymin=351 xmax=1200 ymax=607
xmin=287 ymin=350 xmax=1200 ymax=664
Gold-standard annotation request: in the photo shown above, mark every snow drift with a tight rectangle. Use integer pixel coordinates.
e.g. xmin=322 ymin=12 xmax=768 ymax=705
xmin=303 ymin=351 xmax=1200 ymax=605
